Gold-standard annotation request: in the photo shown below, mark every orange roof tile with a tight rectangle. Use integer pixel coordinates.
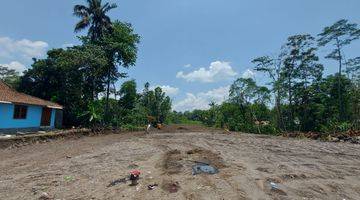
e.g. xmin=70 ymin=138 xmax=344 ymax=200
xmin=0 ymin=81 xmax=63 ymax=109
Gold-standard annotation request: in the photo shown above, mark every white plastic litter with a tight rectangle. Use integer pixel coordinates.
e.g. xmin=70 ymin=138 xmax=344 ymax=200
xmin=0 ymin=135 xmax=12 ymax=139
xmin=146 ymin=124 xmax=151 ymax=133
xmin=270 ymin=182 xmax=279 ymax=190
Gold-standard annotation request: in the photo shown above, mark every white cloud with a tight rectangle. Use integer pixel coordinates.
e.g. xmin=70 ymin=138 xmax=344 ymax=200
xmin=0 ymin=37 xmax=49 ymax=60
xmin=184 ymin=64 xmax=191 ymax=68
xmin=0 ymin=61 xmax=27 ymax=73
xmin=173 ymin=93 xmax=209 ymax=111
xmin=173 ymin=85 xmax=230 ymax=111
xmin=242 ymin=69 xmax=256 ymax=79
xmin=150 ymin=85 xmax=179 ymax=96
xmin=176 ymin=61 xmax=237 ymax=83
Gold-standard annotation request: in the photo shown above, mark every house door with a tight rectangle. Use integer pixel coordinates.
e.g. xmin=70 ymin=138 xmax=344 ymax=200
xmin=41 ymin=107 xmax=51 ymax=126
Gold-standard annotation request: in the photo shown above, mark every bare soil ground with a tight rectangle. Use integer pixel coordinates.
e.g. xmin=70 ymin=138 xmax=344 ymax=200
xmin=1 ymin=126 xmax=360 ymax=200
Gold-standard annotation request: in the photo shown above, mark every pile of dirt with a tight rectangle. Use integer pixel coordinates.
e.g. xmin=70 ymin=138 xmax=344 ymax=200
xmin=162 ymin=147 xmax=226 ymax=175
xmin=186 ymin=148 xmax=226 ymax=169
xmin=161 ymin=180 xmax=180 ymax=193
xmin=0 ymin=128 xmax=94 ymax=149
xmin=284 ymin=130 xmax=360 ymax=144
xmin=329 ymin=130 xmax=360 ymax=143
xmin=163 ymin=150 xmax=184 ymax=174
xmin=284 ymin=132 xmax=321 ymax=140
xmin=152 ymin=124 xmax=215 ymax=133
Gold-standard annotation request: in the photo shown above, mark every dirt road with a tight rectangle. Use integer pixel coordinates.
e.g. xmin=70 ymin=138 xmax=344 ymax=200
xmin=1 ymin=129 xmax=359 ymax=200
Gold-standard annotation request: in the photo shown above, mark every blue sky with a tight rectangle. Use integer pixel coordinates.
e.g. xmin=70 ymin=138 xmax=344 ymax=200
xmin=0 ymin=0 xmax=359 ymax=111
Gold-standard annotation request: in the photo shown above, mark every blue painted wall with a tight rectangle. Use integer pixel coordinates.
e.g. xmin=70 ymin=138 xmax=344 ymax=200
xmin=50 ymin=109 xmax=55 ymax=128
xmin=0 ymin=103 xmax=55 ymax=129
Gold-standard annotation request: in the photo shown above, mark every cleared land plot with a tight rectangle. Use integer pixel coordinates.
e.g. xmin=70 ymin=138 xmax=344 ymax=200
xmin=1 ymin=128 xmax=360 ymax=200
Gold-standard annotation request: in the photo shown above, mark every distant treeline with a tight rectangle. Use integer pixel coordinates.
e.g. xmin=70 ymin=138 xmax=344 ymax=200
xmin=170 ymin=19 xmax=360 ymax=134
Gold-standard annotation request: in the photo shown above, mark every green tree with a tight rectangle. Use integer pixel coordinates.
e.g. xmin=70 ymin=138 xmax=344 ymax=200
xmin=345 ymin=57 xmax=360 ymax=129
xmin=229 ymin=77 xmax=271 ymax=133
xmin=118 ymin=80 xmax=137 ymax=110
xmin=281 ymin=34 xmax=323 ymax=130
xmin=101 ymin=21 xmax=140 ymax=122
xmin=74 ymin=0 xmax=117 ymax=42
xmin=140 ymin=84 xmax=172 ymax=123
xmin=254 ymin=86 xmax=271 ymax=105
xmin=318 ymin=19 xmax=359 ymax=76
xmin=229 ymin=78 xmax=258 ymax=105
xmin=0 ymin=66 xmax=20 ymax=88
xmin=346 ymin=57 xmax=360 ymax=81
xmin=252 ymin=55 xmax=285 ymax=129
xmin=318 ymin=19 xmax=359 ymax=121
xmin=19 ymin=46 xmax=108 ymax=126
xmin=114 ymin=80 xmax=139 ymax=126
xmin=317 ymin=75 xmax=353 ymax=131
xmin=80 ymin=100 xmax=104 ymax=129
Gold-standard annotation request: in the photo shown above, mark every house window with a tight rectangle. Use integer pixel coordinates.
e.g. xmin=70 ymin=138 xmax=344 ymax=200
xmin=13 ymin=105 xmax=28 ymax=119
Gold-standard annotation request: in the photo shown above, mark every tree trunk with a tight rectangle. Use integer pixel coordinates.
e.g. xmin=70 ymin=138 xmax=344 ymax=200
xmin=288 ymin=57 xmax=297 ymax=131
xmin=275 ymin=91 xmax=284 ymax=131
xmin=336 ymin=38 xmax=344 ymax=121
xmin=251 ymin=107 xmax=261 ymax=134
xmin=105 ymin=64 xmax=112 ymax=124
xmin=112 ymin=83 xmax=117 ymax=100
xmin=92 ymin=76 xmax=96 ymax=100
xmin=288 ymin=76 xmax=294 ymax=130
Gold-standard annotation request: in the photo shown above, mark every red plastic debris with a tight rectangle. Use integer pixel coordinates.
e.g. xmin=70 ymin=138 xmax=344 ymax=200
xmin=130 ymin=170 xmax=141 ymax=176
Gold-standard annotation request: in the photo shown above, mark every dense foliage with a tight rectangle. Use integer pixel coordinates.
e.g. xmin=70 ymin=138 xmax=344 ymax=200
xmin=174 ymin=20 xmax=360 ymax=135
xmin=13 ymin=0 xmax=162 ymax=129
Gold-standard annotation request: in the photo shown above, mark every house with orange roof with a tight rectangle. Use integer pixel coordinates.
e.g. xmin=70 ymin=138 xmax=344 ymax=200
xmin=0 ymin=81 xmax=63 ymax=132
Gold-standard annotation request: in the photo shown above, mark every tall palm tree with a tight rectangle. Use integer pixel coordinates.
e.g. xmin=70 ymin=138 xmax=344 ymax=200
xmin=74 ymin=0 xmax=117 ymax=41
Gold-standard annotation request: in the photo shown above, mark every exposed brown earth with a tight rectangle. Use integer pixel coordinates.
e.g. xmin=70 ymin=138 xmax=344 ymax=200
xmin=1 ymin=126 xmax=359 ymax=200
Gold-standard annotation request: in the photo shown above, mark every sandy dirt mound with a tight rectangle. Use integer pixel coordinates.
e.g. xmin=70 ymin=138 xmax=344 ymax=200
xmin=163 ymin=149 xmax=183 ymax=174
xmin=162 ymin=148 xmax=225 ymax=175
xmin=150 ymin=124 xmax=216 ymax=133
xmin=1 ymin=130 xmax=360 ymax=199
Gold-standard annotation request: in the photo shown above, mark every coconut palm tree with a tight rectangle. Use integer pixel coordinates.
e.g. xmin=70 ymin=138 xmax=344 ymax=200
xmin=74 ymin=0 xmax=117 ymax=41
